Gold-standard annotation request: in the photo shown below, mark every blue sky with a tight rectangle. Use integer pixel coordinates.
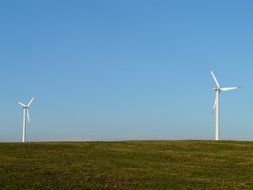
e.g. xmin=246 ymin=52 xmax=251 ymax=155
xmin=0 ymin=0 xmax=252 ymax=141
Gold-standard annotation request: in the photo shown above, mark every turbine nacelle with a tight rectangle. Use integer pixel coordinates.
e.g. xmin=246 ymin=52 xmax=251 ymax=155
xmin=213 ymin=88 xmax=221 ymax=92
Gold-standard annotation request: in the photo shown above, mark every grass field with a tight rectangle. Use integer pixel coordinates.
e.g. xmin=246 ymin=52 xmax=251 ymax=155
xmin=0 ymin=141 xmax=252 ymax=189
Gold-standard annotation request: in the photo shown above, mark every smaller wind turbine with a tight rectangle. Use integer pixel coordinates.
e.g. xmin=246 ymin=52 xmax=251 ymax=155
xmin=18 ymin=97 xmax=35 ymax=143
xmin=210 ymin=69 xmax=240 ymax=141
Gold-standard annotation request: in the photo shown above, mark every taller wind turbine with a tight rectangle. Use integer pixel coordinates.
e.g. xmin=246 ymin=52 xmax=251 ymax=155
xmin=18 ymin=97 xmax=35 ymax=143
xmin=210 ymin=70 xmax=240 ymax=141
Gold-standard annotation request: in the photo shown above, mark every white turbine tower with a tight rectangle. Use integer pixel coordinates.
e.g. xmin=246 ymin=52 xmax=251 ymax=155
xmin=210 ymin=70 xmax=240 ymax=141
xmin=18 ymin=97 xmax=35 ymax=143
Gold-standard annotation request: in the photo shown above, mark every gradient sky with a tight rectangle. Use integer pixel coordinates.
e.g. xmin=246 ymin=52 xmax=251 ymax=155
xmin=0 ymin=0 xmax=253 ymax=141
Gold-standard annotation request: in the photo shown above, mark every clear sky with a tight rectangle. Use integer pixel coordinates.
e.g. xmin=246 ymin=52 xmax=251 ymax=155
xmin=0 ymin=0 xmax=252 ymax=141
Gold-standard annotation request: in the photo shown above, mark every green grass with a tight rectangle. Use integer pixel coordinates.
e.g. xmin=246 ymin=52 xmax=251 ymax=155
xmin=0 ymin=141 xmax=252 ymax=189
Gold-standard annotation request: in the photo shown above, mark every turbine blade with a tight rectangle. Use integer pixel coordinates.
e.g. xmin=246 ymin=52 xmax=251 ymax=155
xmin=220 ymin=87 xmax=240 ymax=91
xmin=27 ymin=110 xmax=30 ymax=123
xmin=27 ymin=97 xmax=35 ymax=107
xmin=213 ymin=95 xmax=217 ymax=111
xmin=18 ymin=102 xmax=26 ymax=107
xmin=210 ymin=69 xmax=220 ymax=88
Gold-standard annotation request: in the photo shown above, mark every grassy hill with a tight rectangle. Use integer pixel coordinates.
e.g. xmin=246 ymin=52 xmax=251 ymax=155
xmin=0 ymin=141 xmax=252 ymax=189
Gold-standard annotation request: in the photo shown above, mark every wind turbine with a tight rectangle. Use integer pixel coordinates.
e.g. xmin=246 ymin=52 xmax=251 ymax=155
xmin=210 ymin=69 xmax=240 ymax=141
xmin=18 ymin=97 xmax=35 ymax=143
